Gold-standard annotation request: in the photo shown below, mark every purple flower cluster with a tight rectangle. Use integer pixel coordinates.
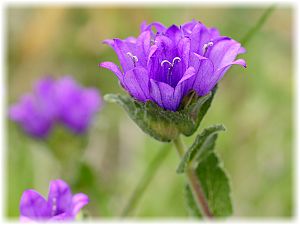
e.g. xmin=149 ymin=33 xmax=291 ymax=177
xmin=20 ymin=179 xmax=89 ymax=222
xmin=100 ymin=20 xmax=246 ymax=111
xmin=9 ymin=76 xmax=102 ymax=138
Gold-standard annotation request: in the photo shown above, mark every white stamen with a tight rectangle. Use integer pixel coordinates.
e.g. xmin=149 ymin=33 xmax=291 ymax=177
xmin=202 ymin=41 xmax=214 ymax=55
xmin=172 ymin=57 xmax=181 ymax=65
xmin=126 ymin=52 xmax=138 ymax=66
xmin=52 ymin=198 xmax=57 ymax=215
xmin=161 ymin=60 xmax=172 ymax=67
xmin=161 ymin=57 xmax=182 ymax=68
xmin=160 ymin=56 xmax=182 ymax=84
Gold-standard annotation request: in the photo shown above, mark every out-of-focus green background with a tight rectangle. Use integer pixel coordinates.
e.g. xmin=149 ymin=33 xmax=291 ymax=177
xmin=6 ymin=6 xmax=293 ymax=218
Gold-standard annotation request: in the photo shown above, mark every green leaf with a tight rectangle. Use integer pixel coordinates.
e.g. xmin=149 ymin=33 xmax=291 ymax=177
xmin=177 ymin=124 xmax=225 ymax=173
xmin=184 ymin=184 xmax=202 ymax=218
xmin=186 ymin=152 xmax=233 ymax=218
xmin=104 ymin=87 xmax=217 ymax=142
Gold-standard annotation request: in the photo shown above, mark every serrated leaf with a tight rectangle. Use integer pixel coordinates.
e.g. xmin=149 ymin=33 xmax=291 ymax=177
xmin=177 ymin=124 xmax=225 ymax=173
xmin=185 ymin=152 xmax=233 ymax=218
xmin=104 ymin=87 xmax=216 ymax=142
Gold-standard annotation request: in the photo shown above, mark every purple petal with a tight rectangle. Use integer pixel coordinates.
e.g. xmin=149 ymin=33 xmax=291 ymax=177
xmin=189 ymin=22 xmax=213 ymax=55
xmin=209 ymin=27 xmax=221 ymax=38
xmin=147 ymin=44 xmax=158 ymax=64
xmin=175 ymin=67 xmax=196 ymax=101
xmin=123 ymin=67 xmax=150 ymax=101
xmin=204 ymin=59 xmax=247 ymax=96
xmin=206 ymin=38 xmax=243 ymax=70
xmin=154 ymin=35 xmax=175 ymax=50
xmin=72 ymin=193 xmax=89 ymax=216
xmin=140 ymin=21 xmax=167 ymax=33
xmin=103 ymin=39 xmax=136 ymax=73
xmin=125 ymin=36 xmax=137 ymax=43
xmin=181 ymin=19 xmax=198 ymax=35
xmin=165 ymin=25 xmax=182 ymax=44
xmin=34 ymin=76 xmax=55 ymax=97
xmin=177 ymin=37 xmax=191 ymax=69
xmin=148 ymin=79 xmax=163 ymax=108
xmin=48 ymin=180 xmax=73 ymax=215
xmin=238 ymin=46 xmax=247 ymax=54
xmin=191 ymin=53 xmax=215 ymax=96
xmin=135 ymin=31 xmax=151 ymax=67
xmin=64 ymin=88 xmax=101 ymax=133
xmin=177 ymin=67 xmax=196 ymax=86
xmin=99 ymin=61 xmax=123 ymax=80
xmin=20 ymin=190 xmax=50 ymax=220
xmin=229 ymin=58 xmax=247 ymax=68
xmin=149 ymin=79 xmax=180 ymax=111
xmin=103 ymin=39 xmax=114 ymax=46
xmin=34 ymin=76 xmax=59 ymax=118
xmin=212 ymin=58 xmax=246 ymax=86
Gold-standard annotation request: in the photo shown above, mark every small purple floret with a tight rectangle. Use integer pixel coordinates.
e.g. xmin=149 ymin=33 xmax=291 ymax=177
xmin=9 ymin=76 xmax=102 ymax=138
xmin=100 ymin=20 xmax=246 ymax=111
xmin=19 ymin=179 xmax=89 ymax=222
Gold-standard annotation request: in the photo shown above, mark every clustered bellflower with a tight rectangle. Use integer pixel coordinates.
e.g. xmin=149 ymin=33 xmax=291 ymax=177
xmin=100 ymin=20 xmax=246 ymax=111
xmin=20 ymin=179 xmax=89 ymax=222
xmin=9 ymin=76 xmax=102 ymax=138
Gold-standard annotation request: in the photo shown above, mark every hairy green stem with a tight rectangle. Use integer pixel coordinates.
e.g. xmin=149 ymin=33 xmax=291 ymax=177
xmin=173 ymin=136 xmax=213 ymax=219
xmin=121 ymin=144 xmax=172 ymax=217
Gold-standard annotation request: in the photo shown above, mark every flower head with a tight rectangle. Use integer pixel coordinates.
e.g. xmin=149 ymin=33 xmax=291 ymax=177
xmin=9 ymin=76 xmax=102 ymax=138
xmin=19 ymin=179 xmax=89 ymax=222
xmin=100 ymin=20 xmax=246 ymax=111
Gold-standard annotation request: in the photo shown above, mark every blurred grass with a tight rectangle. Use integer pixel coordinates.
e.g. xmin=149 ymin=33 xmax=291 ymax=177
xmin=6 ymin=6 xmax=293 ymax=218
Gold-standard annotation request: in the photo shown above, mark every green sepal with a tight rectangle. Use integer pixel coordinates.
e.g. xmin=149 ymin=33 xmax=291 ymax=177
xmin=181 ymin=86 xmax=217 ymax=136
xmin=104 ymin=94 xmax=179 ymax=142
xmin=104 ymin=86 xmax=217 ymax=142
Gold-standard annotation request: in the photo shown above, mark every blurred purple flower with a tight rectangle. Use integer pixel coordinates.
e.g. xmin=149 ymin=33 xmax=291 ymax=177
xmin=55 ymin=76 xmax=101 ymax=133
xmin=9 ymin=76 xmax=102 ymax=138
xmin=100 ymin=20 xmax=246 ymax=111
xmin=20 ymin=179 xmax=89 ymax=222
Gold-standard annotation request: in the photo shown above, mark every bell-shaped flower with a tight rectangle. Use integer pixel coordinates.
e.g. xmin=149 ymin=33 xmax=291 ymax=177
xmin=19 ymin=179 xmax=89 ymax=222
xmin=9 ymin=76 xmax=102 ymax=138
xmin=100 ymin=20 xmax=246 ymax=111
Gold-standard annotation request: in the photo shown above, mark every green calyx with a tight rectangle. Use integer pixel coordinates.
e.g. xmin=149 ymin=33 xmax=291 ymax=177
xmin=104 ymin=86 xmax=217 ymax=142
